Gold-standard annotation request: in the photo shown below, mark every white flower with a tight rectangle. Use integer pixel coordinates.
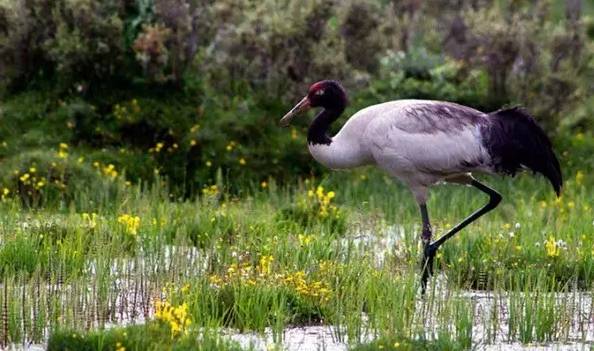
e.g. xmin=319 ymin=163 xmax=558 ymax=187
xmin=556 ymin=240 xmax=568 ymax=250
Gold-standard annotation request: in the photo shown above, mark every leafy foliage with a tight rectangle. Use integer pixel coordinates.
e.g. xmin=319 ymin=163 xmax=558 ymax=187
xmin=48 ymin=324 xmax=244 ymax=351
xmin=0 ymin=0 xmax=591 ymax=196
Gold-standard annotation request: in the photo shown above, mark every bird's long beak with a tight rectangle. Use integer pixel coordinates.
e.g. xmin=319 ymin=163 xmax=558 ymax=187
xmin=279 ymin=96 xmax=310 ymax=127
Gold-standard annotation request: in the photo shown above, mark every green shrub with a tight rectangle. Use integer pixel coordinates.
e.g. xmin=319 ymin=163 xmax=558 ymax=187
xmin=0 ymin=233 xmax=41 ymax=276
xmin=277 ymin=184 xmax=347 ymax=234
xmin=0 ymin=224 xmax=89 ymax=279
xmin=1 ymin=0 xmax=591 ymax=198
xmin=0 ymin=0 xmax=54 ymax=91
xmin=0 ymin=148 xmax=128 ymax=208
xmin=45 ymin=0 xmax=127 ymax=89
xmin=359 ymin=49 xmax=493 ymax=111
xmin=133 ymin=0 xmax=202 ymax=84
xmin=47 ymin=323 xmax=245 ymax=351
xmin=352 ymin=337 xmax=468 ymax=351
xmin=461 ymin=2 xmax=593 ymax=129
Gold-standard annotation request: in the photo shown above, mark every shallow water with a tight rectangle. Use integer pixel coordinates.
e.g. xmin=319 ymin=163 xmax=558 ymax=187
xmin=5 ymin=286 xmax=593 ymax=350
xmin=6 ymin=228 xmax=594 ymax=350
xmin=225 ymin=287 xmax=593 ymax=351
xmin=228 ymin=326 xmax=350 ymax=351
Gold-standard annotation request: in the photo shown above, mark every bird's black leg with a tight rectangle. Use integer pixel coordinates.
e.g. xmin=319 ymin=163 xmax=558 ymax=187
xmin=420 ymin=179 xmax=502 ymax=292
xmin=419 ymin=203 xmax=433 ymax=294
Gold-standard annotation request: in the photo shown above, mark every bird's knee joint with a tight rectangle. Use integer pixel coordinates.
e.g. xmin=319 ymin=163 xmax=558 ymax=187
xmin=489 ymin=192 xmax=502 ymax=207
xmin=424 ymin=244 xmax=438 ymax=258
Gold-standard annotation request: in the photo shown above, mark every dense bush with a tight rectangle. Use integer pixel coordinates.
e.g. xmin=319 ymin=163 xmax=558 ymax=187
xmin=2 ymin=0 xmax=586 ymax=102
xmin=460 ymin=3 xmax=593 ymax=129
xmin=45 ymin=0 xmax=127 ymax=88
xmin=0 ymin=0 xmax=204 ymax=91
xmin=0 ymin=0 xmax=591 ymax=197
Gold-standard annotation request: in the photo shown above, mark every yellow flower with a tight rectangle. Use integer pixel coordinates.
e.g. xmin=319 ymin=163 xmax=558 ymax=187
xmin=57 ymin=143 xmax=69 ymax=158
xmin=117 ymin=214 xmax=140 ymax=236
xmin=153 ymin=142 xmax=164 ymax=153
xmin=19 ymin=173 xmax=30 ymax=183
xmin=576 ymin=171 xmax=584 ymax=185
xmin=259 ymin=255 xmax=274 ymax=276
xmin=226 ymin=141 xmax=237 ymax=152
xmin=260 ymin=181 xmax=268 ymax=189
xmin=1 ymin=187 xmax=9 ymax=201
xmin=209 ymin=274 xmax=224 ymax=287
xmin=298 ymin=234 xmax=314 ymax=246
xmin=544 ymin=236 xmax=560 ymax=257
xmin=102 ymin=164 xmax=118 ymax=179
xmin=239 ymin=157 xmax=246 ymax=165
xmin=316 ymin=186 xmax=324 ymax=198
xmin=202 ymin=184 xmax=219 ymax=197
xmin=154 ymin=298 xmax=192 ymax=338
xmin=308 ymin=185 xmax=339 ymax=218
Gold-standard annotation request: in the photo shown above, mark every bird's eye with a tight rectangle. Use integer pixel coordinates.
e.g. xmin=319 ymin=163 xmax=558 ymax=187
xmin=315 ymin=89 xmax=325 ymax=96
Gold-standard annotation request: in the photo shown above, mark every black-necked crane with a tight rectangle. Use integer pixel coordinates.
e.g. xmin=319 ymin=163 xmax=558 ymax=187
xmin=280 ymin=80 xmax=562 ymax=291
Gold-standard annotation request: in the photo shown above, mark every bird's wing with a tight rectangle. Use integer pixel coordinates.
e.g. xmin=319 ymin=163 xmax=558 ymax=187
xmin=363 ymin=101 xmax=491 ymax=178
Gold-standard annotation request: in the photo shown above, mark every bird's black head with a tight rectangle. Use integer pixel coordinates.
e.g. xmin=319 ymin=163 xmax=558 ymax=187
xmin=306 ymin=80 xmax=348 ymax=110
xmin=279 ymin=80 xmax=348 ymax=127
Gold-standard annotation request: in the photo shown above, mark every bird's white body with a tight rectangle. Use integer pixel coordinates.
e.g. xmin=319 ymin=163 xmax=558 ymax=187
xmin=308 ymin=100 xmax=493 ymax=202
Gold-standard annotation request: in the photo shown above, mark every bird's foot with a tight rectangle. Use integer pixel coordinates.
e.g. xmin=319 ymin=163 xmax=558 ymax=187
xmin=420 ymin=242 xmax=438 ymax=295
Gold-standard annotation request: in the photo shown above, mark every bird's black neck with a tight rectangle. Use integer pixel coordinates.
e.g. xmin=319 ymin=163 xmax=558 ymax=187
xmin=307 ymin=107 xmax=344 ymax=146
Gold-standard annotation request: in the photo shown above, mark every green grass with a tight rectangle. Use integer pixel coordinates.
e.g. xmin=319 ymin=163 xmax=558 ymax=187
xmin=47 ymin=324 xmax=247 ymax=351
xmin=0 ymin=132 xmax=590 ymax=349
xmin=351 ymin=337 xmax=468 ymax=351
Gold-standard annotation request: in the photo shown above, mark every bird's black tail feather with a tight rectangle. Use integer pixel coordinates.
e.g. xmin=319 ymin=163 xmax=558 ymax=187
xmin=483 ymin=107 xmax=562 ymax=196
